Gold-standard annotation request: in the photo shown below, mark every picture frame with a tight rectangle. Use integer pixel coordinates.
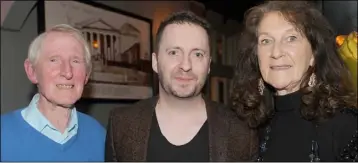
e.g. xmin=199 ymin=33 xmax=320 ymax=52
xmin=37 ymin=0 xmax=154 ymax=101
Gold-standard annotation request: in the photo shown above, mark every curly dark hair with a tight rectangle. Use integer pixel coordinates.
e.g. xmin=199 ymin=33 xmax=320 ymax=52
xmin=231 ymin=1 xmax=357 ymax=128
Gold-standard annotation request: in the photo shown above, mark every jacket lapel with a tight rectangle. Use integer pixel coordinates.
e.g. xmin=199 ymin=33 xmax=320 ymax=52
xmin=127 ymin=95 xmax=231 ymax=161
xmin=204 ymin=96 xmax=229 ymax=161
xmin=127 ymin=96 xmax=158 ymax=161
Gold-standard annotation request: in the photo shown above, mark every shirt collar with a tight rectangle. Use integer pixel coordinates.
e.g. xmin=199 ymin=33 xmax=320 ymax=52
xmin=22 ymin=93 xmax=78 ymax=132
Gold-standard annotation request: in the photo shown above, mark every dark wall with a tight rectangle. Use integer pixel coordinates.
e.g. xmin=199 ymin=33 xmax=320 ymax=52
xmin=320 ymin=1 xmax=357 ymax=35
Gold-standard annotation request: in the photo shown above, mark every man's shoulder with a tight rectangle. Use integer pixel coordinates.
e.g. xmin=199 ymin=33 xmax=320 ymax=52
xmin=1 ymin=109 xmax=23 ymax=125
xmin=206 ymin=99 xmax=238 ymax=119
xmin=206 ymin=99 xmax=250 ymax=129
xmin=207 ymin=99 xmax=228 ymax=109
xmin=77 ymin=111 xmax=105 ymax=132
xmin=1 ymin=109 xmax=26 ymax=139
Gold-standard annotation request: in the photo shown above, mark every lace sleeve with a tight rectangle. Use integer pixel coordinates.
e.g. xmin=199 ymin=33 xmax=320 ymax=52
xmin=337 ymin=108 xmax=358 ymax=161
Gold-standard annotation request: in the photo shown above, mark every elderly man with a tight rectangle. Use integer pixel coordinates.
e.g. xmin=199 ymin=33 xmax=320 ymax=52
xmin=1 ymin=24 xmax=105 ymax=161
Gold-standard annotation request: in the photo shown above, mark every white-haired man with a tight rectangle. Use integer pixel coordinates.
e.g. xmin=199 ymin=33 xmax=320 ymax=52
xmin=1 ymin=24 xmax=105 ymax=161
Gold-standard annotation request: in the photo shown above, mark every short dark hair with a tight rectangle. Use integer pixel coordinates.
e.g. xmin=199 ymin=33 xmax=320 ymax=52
xmin=231 ymin=1 xmax=357 ymax=128
xmin=154 ymin=10 xmax=211 ymax=53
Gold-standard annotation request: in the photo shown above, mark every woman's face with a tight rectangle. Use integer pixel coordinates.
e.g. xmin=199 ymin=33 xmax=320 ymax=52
xmin=257 ymin=11 xmax=314 ymax=95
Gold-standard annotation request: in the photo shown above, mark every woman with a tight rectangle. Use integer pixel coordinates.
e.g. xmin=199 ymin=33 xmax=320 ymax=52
xmin=231 ymin=1 xmax=357 ymax=162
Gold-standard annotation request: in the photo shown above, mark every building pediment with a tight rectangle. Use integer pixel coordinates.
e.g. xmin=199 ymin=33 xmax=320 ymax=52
xmin=75 ymin=18 xmax=120 ymax=33
xmin=120 ymin=23 xmax=140 ymax=35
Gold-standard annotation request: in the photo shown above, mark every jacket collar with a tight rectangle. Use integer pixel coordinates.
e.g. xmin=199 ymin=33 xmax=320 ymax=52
xmin=130 ymin=95 xmax=229 ymax=161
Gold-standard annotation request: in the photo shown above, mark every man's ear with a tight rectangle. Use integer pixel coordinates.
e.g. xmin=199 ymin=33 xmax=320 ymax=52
xmin=24 ymin=59 xmax=38 ymax=84
xmin=85 ymin=69 xmax=91 ymax=85
xmin=208 ymin=57 xmax=211 ymax=74
xmin=152 ymin=52 xmax=158 ymax=73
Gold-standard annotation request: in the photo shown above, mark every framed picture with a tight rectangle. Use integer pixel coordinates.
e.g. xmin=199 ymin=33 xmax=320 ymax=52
xmin=37 ymin=0 xmax=154 ymax=100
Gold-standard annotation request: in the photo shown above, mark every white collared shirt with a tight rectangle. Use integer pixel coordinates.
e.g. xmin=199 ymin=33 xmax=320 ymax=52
xmin=21 ymin=93 xmax=78 ymax=144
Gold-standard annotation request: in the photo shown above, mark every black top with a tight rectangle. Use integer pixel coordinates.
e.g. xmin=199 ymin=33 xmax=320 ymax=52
xmin=258 ymin=90 xmax=358 ymax=162
xmin=146 ymin=113 xmax=210 ymax=162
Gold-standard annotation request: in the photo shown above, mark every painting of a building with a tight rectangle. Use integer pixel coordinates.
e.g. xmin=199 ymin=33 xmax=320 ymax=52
xmin=118 ymin=23 xmax=140 ymax=65
xmin=74 ymin=18 xmax=149 ymax=86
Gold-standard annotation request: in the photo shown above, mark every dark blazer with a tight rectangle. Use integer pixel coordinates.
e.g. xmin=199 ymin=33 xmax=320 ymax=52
xmin=105 ymin=96 xmax=258 ymax=162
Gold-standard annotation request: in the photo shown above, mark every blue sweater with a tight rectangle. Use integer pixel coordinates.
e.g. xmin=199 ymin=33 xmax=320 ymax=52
xmin=1 ymin=109 xmax=106 ymax=162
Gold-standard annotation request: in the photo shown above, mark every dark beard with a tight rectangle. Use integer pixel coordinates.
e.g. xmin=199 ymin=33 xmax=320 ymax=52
xmin=157 ymin=68 xmax=201 ymax=98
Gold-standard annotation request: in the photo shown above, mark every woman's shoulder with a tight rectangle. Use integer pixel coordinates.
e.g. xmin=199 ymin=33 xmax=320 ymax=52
xmin=323 ymin=108 xmax=357 ymax=161
xmin=329 ymin=108 xmax=357 ymax=128
xmin=316 ymin=108 xmax=357 ymax=129
xmin=323 ymin=108 xmax=357 ymax=135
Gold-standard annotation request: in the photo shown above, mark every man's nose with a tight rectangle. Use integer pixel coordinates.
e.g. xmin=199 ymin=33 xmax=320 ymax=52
xmin=179 ymin=55 xmax=192 ymax=72
xmin=60 ymin=62 xmax=73 ymax=79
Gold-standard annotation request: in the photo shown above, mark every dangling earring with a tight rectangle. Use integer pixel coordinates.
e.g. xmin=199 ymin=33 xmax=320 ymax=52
xmin=258 ymin=78 xmax=264 ymax=95
xmin=308 ymin=73 xmax=317 ymax=87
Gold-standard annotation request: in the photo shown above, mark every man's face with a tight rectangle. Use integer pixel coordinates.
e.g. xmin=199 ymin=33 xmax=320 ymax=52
xmin=25 ymin=31 xmax=89 ymax=108
xmin=152 ymin=23 xmax=211 ymax=98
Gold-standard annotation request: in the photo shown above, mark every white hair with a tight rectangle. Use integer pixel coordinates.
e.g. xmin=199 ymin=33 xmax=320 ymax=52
xmin=27 ymin=24 xmax=92 ymax=73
